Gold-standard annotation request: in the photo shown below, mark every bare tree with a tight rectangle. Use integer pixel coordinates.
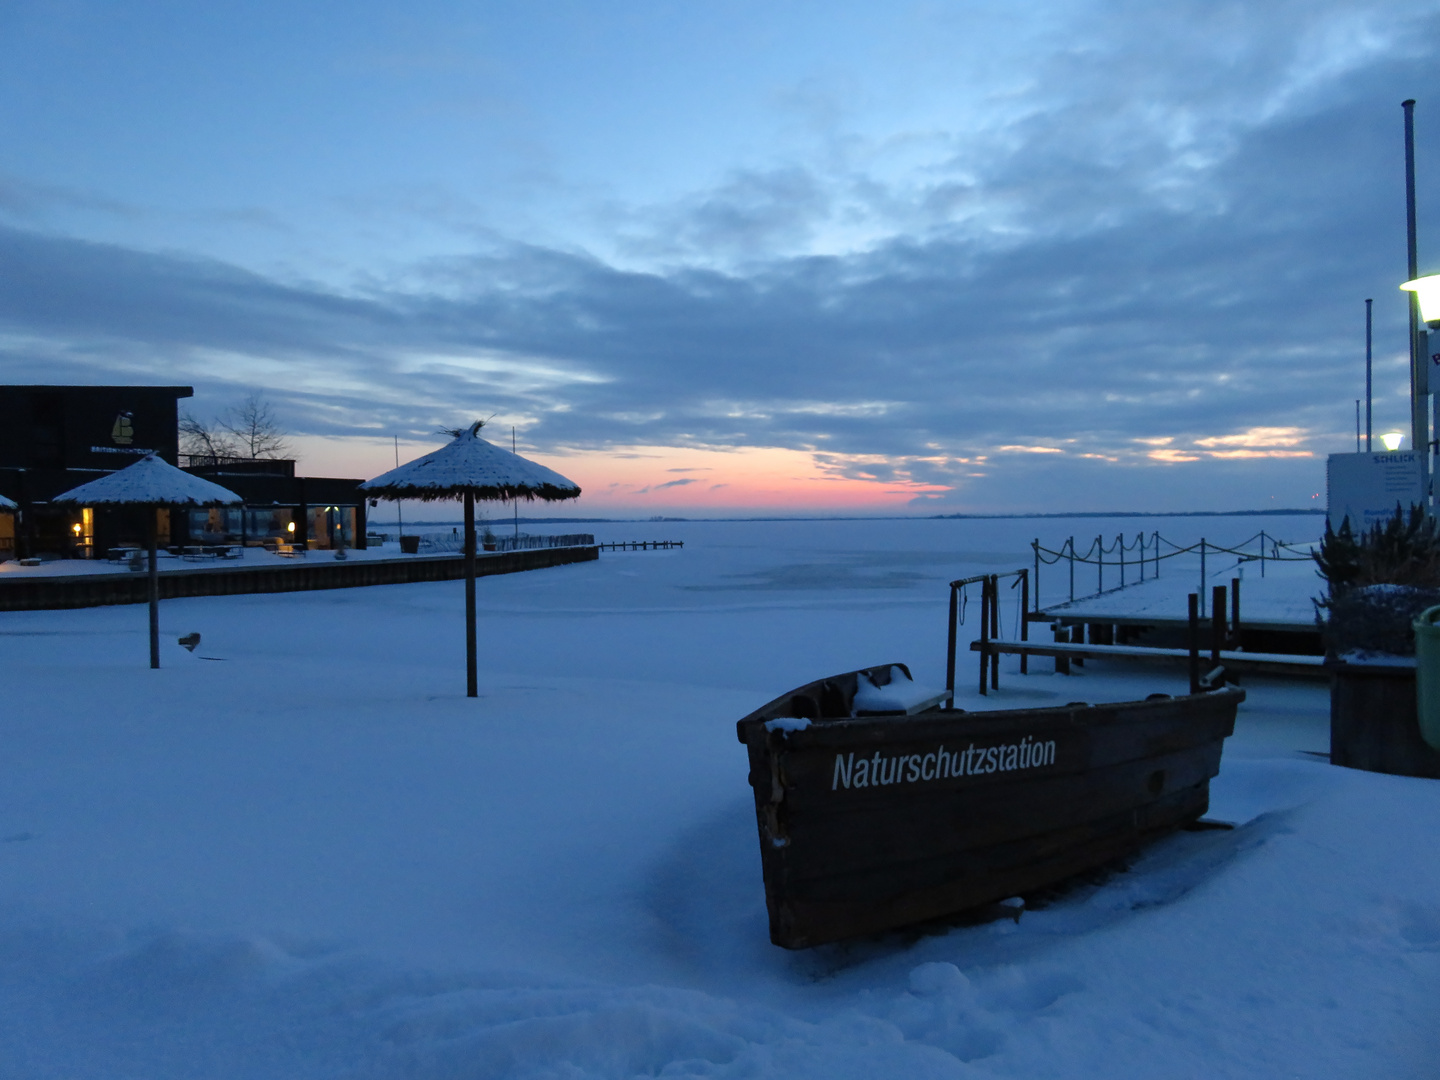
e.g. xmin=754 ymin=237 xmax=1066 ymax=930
xmin=222 ymin=393 xmax=292 ymax=460
xmin=178 ymin=410 xmax=239 ymax=465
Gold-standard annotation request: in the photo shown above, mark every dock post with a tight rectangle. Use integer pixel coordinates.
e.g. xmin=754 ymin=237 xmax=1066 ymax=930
xmin=1139 ymin=532 xmax=1145 ymax=582
xmin=1054 ymin=623 xmax=1070 ymax=674
xmin=1032 ymin=539 xmax=1040 ymax=612
xmin=1154 ymin=530 xmax=1160 ymax=578
xmin=1096 ymin=534 xmax=1103 ymax=595
xmin=1188 ymin=593 xmax=1200 ymax=694
xmin=1231 ymin=577 xmax=1241 ymax=649
xmin=979 ymin=578 xmax=990 ymax=695
xmin=1211 ymin=585 xmax=1226 ymax=673
xmin=989 ymin=575 xmax=1000 ymax=691
xmin=1019 ymin=570 xmax=1030 ymax=674
xmin=946 ymin=583 xmax=958 ymax=704
xmin=1259 ymin=531 xmax=1266 ymax=578
xmin=1199 ymin=540 xmax=1207 ymax=616
xmin=1068 ymin=537 xmax=1075 ymax=601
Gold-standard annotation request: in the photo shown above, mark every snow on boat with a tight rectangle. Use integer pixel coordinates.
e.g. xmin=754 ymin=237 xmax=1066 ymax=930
xmin=736 ymin=663 xmax=1244 ymax=948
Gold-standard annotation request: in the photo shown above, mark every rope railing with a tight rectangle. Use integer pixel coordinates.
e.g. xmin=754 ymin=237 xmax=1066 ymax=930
xmin=1030 ymin=529 xmax=1317 ymax=616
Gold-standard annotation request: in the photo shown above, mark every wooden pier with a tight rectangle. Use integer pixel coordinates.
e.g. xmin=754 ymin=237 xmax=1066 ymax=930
xmin=0 ymin=544 xmax=598 ymax=611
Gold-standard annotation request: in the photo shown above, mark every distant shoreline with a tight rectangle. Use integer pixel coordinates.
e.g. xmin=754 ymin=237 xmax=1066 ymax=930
xmin=393 ymin=508 xmax=1326 ymax=527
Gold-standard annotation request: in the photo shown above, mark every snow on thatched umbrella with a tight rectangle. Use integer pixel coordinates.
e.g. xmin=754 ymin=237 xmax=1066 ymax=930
xmin=52 ymin=454 xmax=241 ymax=669
xmin=0 ymin=493 xmax=15 ymax=511
xmin=361 ymin=421 xmax=581 ymax=697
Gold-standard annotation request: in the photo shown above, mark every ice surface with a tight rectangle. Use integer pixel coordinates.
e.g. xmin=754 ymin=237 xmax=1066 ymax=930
xmin=1 ymin=514 xmax=1435 ymax=1078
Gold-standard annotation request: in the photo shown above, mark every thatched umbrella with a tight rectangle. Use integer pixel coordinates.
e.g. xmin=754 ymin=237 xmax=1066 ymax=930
xmin=52 ymin=454 xmax=241 ymax=669
xmin=361 ymin=421 xmax=581 ymax=697
xmin=0 ymin=494 xmax=15 ymax=510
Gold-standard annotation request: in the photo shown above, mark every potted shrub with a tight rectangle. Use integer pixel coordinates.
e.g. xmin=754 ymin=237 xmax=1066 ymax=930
xmin=1316 ymin=504 xmax=1440 ymax=778
xmin=481 ymin=525 xmax=497 ymax=552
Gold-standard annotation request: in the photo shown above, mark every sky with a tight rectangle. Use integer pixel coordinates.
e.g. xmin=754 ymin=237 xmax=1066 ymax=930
xmin=2 ymin=0 xmax=1440 ymax=517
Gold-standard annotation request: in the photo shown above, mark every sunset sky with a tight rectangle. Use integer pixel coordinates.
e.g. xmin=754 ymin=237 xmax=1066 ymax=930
xmin=2 ymin=1 xmax=1439 ymax=516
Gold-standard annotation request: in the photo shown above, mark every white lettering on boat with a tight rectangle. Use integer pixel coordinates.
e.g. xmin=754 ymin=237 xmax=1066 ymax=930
xmin=830 ymin=736 xmax=1057 ymax=790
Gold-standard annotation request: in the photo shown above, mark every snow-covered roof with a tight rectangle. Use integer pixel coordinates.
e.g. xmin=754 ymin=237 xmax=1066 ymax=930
xmin=51 ymin=454 xmax=242 ymax=507
xmin=361 ymin=422 xmax=581 ymax=502
xmin=0 ymin=493 xmax=15 ymax=511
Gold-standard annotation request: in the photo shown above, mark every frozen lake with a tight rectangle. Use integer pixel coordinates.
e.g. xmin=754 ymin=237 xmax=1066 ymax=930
xmin=2 ymin=513 xmax=1436 ymax=1079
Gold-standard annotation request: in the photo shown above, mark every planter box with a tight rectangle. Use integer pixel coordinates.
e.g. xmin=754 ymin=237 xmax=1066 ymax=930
xmin=1328 ymin=658 xmax=1440 ymax=779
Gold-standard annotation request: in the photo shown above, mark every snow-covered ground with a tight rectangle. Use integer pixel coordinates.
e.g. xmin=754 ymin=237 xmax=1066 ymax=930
xmin=2 ymin=515 xmax=1436 ymax=1079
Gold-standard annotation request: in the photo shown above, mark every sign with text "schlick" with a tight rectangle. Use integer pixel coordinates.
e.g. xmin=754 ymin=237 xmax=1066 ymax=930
xmin=1327 ymin=452 xmax=1424 ymax=534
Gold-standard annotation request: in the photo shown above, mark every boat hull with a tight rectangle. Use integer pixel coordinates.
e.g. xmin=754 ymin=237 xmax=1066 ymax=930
xmin=736 ymin=666 xmax=1243 ymax=948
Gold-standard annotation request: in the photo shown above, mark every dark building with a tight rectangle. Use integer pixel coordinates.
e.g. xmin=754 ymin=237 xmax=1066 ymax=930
xmin=0 ymin=385 xmax=366 ymax=560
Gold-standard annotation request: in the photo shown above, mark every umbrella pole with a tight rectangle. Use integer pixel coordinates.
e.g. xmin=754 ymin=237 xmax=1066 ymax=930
xmin=464 ymin=490 xmax=477 ymax=697
xmin=148 ymin=509 xmax=160 ymax=669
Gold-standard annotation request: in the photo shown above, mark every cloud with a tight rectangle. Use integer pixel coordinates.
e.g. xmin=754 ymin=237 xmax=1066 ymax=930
xmin=1 ymin=3 xmax=1437 ymax=512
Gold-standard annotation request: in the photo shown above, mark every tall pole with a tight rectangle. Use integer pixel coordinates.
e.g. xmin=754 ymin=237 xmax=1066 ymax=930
xmin=1404 ymin=100 xmax=1429 ymax=506
xmin=148 ymin=509 xmax=160 ymax=669
xmin=394 ymin=436 xmax=404 ymax=544
xmin=1366 ymin=298 xmax=1374 ymax=451
xmin=464 ymin=489 xmax=477 ymax=697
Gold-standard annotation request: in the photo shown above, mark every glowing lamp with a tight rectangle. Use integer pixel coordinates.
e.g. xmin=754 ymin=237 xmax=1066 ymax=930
xmin=1401 ymin=274 xmax=1440 ymax=328
xmin=1381 ymin=431 xmax=1406 ymax=451
xmin=287 ymin=521 xmax=296 ymax=533
xmin=71 ymin=523 xmax=81 ymax=535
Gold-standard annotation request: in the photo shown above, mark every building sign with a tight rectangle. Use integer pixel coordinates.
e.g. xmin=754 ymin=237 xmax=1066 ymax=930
xmin=1327 ymin=451 xmax=1424 ymax=533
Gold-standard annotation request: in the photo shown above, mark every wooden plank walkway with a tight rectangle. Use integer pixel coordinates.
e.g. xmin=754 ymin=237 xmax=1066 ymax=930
xmin=0 ymin=545 xmax=598 ymax=611
xmin=971 ymin=637 xmax=1326 ymax=679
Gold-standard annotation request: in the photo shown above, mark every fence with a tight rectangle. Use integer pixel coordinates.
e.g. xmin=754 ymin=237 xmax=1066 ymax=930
xmin=596 ymin=540 xmax=684 ymax=551
xmin=1031 ymin=530 xmax=1316 ymax=616
xmin=370 ymin=531 xmax=595 ymax=554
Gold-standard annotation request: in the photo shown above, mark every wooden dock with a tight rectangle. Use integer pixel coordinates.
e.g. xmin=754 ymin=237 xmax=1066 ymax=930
xmin=0 ymin=545 xmax=598 ymax=611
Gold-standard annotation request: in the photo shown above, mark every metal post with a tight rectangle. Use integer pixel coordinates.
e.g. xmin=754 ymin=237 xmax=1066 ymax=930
xmin=1139 ymin=531 xmax=1145 ymax=582
xmin=1154 ymin=530 xmax=1160 ymax=578
xmin=1096 ymin=534 xmax=1103 ymax=595
xmin=1119 ymin=533 xmax=1126 ymax=588
xmin=946 ymin=583 xmax=958 ymax=703
xmin=1366 ymin=298 xmax=1374 ymax=451
xmin=464 ymin=490 xmax=478 ymax=698
xmin=1259 ymin=530 xmax=1266 ymax=578
xmin=148 ymin=509 xmax=160 ymax=670
xmin=1068 ymin=537 xmax=1074 ymax=601
xmin=1404 ymin=99 xmax=1429 ymax=508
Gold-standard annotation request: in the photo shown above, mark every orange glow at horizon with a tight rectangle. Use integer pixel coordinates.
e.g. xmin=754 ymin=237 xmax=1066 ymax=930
xmin=287 ymin=436 xmax=953 ymax=511
xmin=548 ymin=444 xmax=954 ymax=509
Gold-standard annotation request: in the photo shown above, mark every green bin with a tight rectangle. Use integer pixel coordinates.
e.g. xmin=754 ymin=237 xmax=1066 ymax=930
xmin=1413 ymin=604 xmax=1440 ymax=751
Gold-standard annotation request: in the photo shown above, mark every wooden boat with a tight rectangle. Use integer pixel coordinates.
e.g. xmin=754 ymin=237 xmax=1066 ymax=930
xmin=736 ymin=663 xmax=1244 ymax=948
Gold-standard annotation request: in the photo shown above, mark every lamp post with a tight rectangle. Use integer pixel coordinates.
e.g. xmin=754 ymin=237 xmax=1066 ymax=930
xmin=1403 ymin=276 xmax=1440 ymax=461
